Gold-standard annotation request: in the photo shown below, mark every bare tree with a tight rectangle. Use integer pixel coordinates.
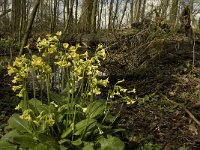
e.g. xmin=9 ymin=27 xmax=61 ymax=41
xmin=19 ymin=0 xmax=41 ymax=55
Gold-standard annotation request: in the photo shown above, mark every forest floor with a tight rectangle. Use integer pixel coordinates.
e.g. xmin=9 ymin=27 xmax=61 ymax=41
xmin=108 ymin=36 xmax=200 ymax=149
xmin=0 ymin=32 xmax=200 ymax=149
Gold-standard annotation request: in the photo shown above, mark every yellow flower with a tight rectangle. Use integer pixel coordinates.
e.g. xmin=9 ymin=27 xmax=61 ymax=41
xmin=48 ymin=44 xmax=57 ymax=53
xmin=116 ymin=79 xmax=125 ymax=84
xmin=97 ymin=49 xmax=106 ymax=60
xmin=15 ymin=104 xmax=22 ymax=110
xmin=126 ymin=99 xmax=136 ymax=105
xmin=93 ymin=88 xmax=101 ymax=95
xmin=98 ymin=127 xmax=104 ymax=134
xmin=8 ymin=65 xmax=17 ymax=75
xmin=12 ymin=85 xmax=22 ymax=92
xmin=50 ymin=101 xmax=58 ymax=108
xmin=56 ymin=31 xmax=62 ymax=36
xmin=12 ymin=76 xmax=22 ymax=83
xmin=33 ymin=120 xmax=40 ymax=126
xmin=99 ymin=78 xmax=109 ymax=87
xmin=78 ymin=76 xmax=83 ymax=81
xmin=92 ymin=78 xmax=97 ymax=85
xmin=115 ymin=91 xmax=120 ymax=95
xmin=49 ymin=36 xmax=59 ymax=42
xmin=97 ymin=44 xmax=103 ymax=50
xmin=46 ymin=114 xmax=55 ymax=127
xmin=82 ymin=107 xmax=87 ymax=112
xmin=20 ymin=109 xmax=32 ymax=121
xmin=69 ymin=46 xmax=76 ymax=52
xmin=120 ymin=88 xmax=127 ymax=93
xmin=63 ymin=43 xmax=69 ymax=49
xmin=37 ymin=37 xmax=41 ymax=42
xmin=24 ymin=44 xmax=30 ymax=49
xmin=46 ymin=33 xmax=51 ymax=37
xmin=16 ymin=89 xmax=24 ymax=97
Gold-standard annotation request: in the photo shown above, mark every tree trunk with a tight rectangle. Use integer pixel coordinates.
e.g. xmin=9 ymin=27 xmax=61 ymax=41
xmin=108 ymin=0 xmax=114 ymax=30
xmin=11 ymin=0 xmax=21 ymax=40
xmin=113 ymin=0 xmax=119 ymax=28
xmin=97 ymin=0 xmax=103 ymax=30
xmin=170 ymin=0 xmax=179 ymax=28
xmin=91 ymin=0 xmax=97 ymax=33
xmin=78 ymin=0 xmax=94 ymax=33
xmin=130 ymin=0 xmax=134 ymax=23
xmin=119 ymin=0 xmax=129 ymax=28
xmin=63 ymin=0 xmax=75 ymax=34
xmin=19 ymin=0 xmax=41 ymax=56
xmin=141 ymin=0 xmax=147 ymax=21
xmin=133 ymin=0 xmax=142 ymax=22
xmin=161 ymin=0 xmax=170 ymax=19
xmin=75 ymin=0 xmax=78 ymax=31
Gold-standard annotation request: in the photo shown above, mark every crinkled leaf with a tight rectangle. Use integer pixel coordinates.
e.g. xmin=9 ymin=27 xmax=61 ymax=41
xmin=58 ymin=103 xmax=75 ymax=113
xmin=8 ymin=114 xmax=32 ymax=133
xmin=50 ymin=92 xmax=65 ymax=105
xmin=8 ymin=135 xmax=37 ymax=149
xmin=32 ymin=143 xmax=49 ymax=150
xmin=1 ymin=129 xmax=20 ymax=141
xmin=59 ymin=145 xmax=68 ymax=150
xmin=86 ymin=101 xmax=106 ymax=119
xmin=0 ymin=140 xmax=17 ymax=150
xmin=83 ymin=142 xmax=94 ymax=150
xmin=98 ymin=135 xmax=125 ymax=150
xmin=37 ymin=133 xmax=60 ymax=150
xmin=28 ymin=98 xmax=43 ymax=113
xmin=36 ymin=104 xmax=49 ymax=114
xmin=28 ymin=98 xmax=42 ymax=106
xmin=74 ymin=118 xmax=97 ymax=135
xmin=103 ymin=113 xmax=116 ymax=123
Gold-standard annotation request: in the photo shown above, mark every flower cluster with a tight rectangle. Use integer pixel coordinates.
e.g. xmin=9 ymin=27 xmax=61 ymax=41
xmin=55 ymin=42 xmax=108 ymax=99
xmin=20 ymin=109 xmax=55 ymax=127
xmin=8 ymin=55 xmax=30 ymax=97
xmin=37 ymin=32 xmax=60 ymax=57
xmin=33 ymin=112 xmax=55 ymax=127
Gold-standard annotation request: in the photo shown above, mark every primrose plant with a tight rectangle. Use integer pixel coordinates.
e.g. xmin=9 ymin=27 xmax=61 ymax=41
xmin=0 ymin=32 xmax=135 ymax=150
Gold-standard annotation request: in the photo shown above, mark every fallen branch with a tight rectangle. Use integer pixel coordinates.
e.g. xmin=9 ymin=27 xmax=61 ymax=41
xmin=162 ymin=95 xmax=200 ymax=126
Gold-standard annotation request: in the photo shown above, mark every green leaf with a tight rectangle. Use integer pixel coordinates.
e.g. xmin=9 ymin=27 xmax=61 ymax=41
xmin=74 ymin=118 xmax=97 ymax=135
xmin=8 ymin=114 xmax=32 ymax=133
xmin=61 ymin=125 xmax=73 ymax=138
xmin=1 ymin=130 xmax=20 ymax=141
xmin=28 ymin=98 xmax=42 ymax=106
xmin=58 ymin=103 xmax=75 ymax=113
xmin=32 ymin=143 xmax=49 ymax=150
xmin=37 ymin=133 xmax=60 ymax=150
xmin=8 ymin=135 xmax=38 ymax=149
xmin=103 ymin=113 xmax=116 ymax=123
xmin=86 ymin=101 xmax=106 ymax=119
xmin=36 ymin=104 xmax=49 ymax=114
xmin=59 ymin=145 xmax=68 ymax=150
xmin=83 ymin=142 xmax=94 ymax=150
xmin=50 ymin=92 xmax=65 ymax=105
xmin=98 ymin=135 xmax=125 ymax=150
xmin=71 ymin=138 xmax=82 ymax=146
xmin=0 ymin=140 xmax=17 ymax=150
xmin=97 ymin=124 xmax=125 ymax=135
xmin=59 ymin=139 xmax=71 ymax=145
xmin=28 ymin=98 xmax=43 ymax=114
